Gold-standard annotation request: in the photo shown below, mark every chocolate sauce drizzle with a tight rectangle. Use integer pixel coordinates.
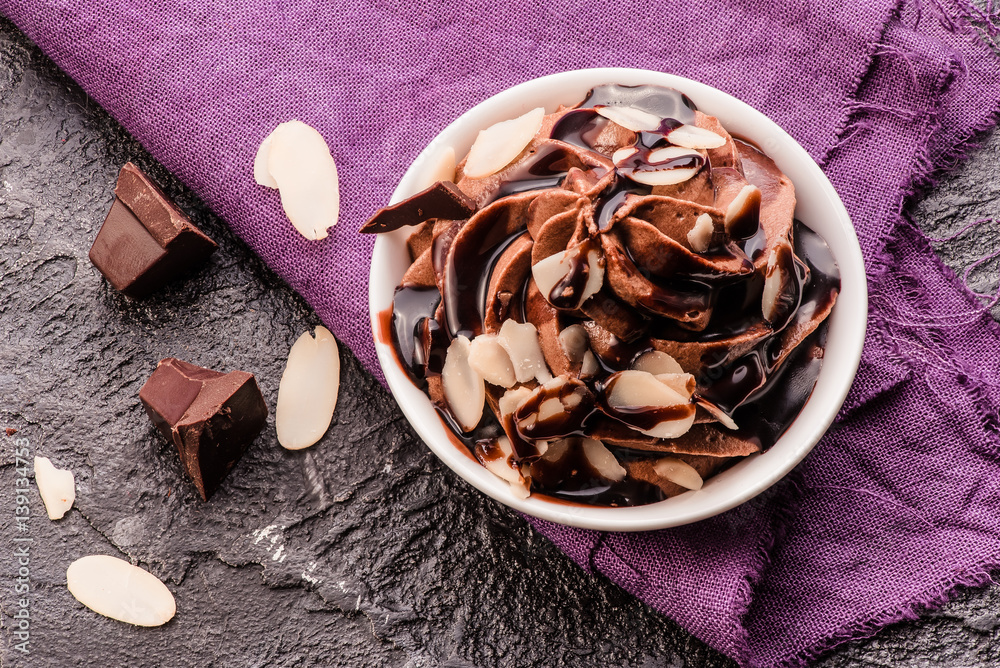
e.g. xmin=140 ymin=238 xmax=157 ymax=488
xmin=578 ymin=84 xmax=698 ymax=125
xmin=386 ymin=84 xmax=841 ymax=507
xmin=548 ymin=239 xmax=600 ymax=309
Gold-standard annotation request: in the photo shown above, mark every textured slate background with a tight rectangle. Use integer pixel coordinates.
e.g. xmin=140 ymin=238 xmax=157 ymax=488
xmin=1 ymin=17 xmax=999 ymax=668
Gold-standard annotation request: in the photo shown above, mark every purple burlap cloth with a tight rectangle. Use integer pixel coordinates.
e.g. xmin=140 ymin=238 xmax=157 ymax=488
xmin=4 ymin=0 xmax=1000 ymax=664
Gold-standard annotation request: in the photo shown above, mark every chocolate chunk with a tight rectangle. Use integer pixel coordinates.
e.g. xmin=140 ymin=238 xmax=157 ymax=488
xmin=139 ymin=358 xmax=267 ymax=500
xmin=359 ymin=181 xmax=477 ymax=233
xmin=89 ymin=163 xmax=217 ymax=298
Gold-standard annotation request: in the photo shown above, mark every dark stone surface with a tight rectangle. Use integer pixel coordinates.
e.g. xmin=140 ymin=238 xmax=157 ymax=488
xmin=1 ymin=16 xmax=998 ymax=668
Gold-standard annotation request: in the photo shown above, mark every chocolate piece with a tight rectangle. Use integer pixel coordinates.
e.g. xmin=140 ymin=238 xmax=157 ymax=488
xmin=359 ymin=181 xmax=477 ymax=234
xmin=139 ymin=358 xmax=267 ymax=500
xmin=89 ymin=163 xmax=217 ymax=298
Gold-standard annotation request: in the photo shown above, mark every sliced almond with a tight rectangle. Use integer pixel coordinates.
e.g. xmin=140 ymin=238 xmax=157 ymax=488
xmin=442 ymin=335 xmax=486 ymax=432
xmin=646 ymin=146 xmax=703 ymax=164
xmin=33 ymin=456 xmax=75 ymax=520
xmin=667 ymin=124 xmax=726 ymax=149
xmin=558 ymin=324 xmax=590 ymax=367
xmin=581 ymin=438 xmax=626 ymax=482
xmin=629 ymin=168 xmax=700 ymax=187
xmin=611 ymin=147 xmax=638 ymax=165
xmin=514 ymin=376 xmax=595 ymax=443
xmin=652 ymin=457 xmax=704 ymax=490
xmin=253 ymin=132 xmax=278 ymax=188
xmin=66 ymin=555 xmax=176 ymax=627
xmin=265 ymin=120 xmax=340 ymax=240
xmin=276 ymin=326 xmax=341 ymax=451
xmin=531 ymin=242 xmax=604 ymax=309
xmin=687 ymin=213 xmax=714 ymax=253
xmin=724 ymin=184 xmax=762 ymax=238
xmin=537 ymin=396 xmax=564 ymax=421
xmin=622 ymin=146 xmax=703 ymax=187
xmin=468 ymin=334 xmax=516 ymax=388
xmin=604 ymin=370 xmax=696 ymax=439
xmin=499 ymin=386 xmax=534 ymax=417
xmin=464 ymin=107 xmax=545 ymax=179
xmin=696 ymin=398 xmax=739 ymax=430
xmin=631 ymin=350 xmax=684 ymax=375
xmin=413 ymin=146 xmax=457 ymax=191
xmin=538 ymin=437 xmax=571 ymax=462
xmin=497 ymin=320 xmax=552 ymax=384
xmin=595 ymin=105 xmax=662 ymax=132
xmin=480 ymin=436 xmax=530 ymax=498
xmin=580 ymin=351 xmax=599 ymax=378
xmin=761 ymin=245 xmax=799 ymax=325
xmin=655 ymin=372 xmax=697 ymax=399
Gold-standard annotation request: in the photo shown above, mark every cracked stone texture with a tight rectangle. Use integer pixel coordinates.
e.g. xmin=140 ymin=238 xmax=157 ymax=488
xmin=1 ymin=17 xmax=998 ymax=668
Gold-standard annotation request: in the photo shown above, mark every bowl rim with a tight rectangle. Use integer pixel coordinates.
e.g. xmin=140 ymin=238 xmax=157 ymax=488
xmin=368 ymin=67 xmax=867 ymax=532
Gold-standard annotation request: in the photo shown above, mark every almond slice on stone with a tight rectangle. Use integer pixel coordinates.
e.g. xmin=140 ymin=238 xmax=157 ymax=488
xmin=468 ymin=334 xmax=516 ymax=388
xmin=604 ymin=369 xmax=696 ymax=439
xmin=595 ymin=105 xmax=662 ymax=132
xmin=442 ymin=335 xmax=486 ymax=432
xmin=33 ymin=456 xmax=74 ymax=520
xmin=631 ymin=350 xmax=684 ymax=375
xmin=687 ymin=213 xmax=714 ymax=253
xmin=666 ymin=124 xmax=726 ymax=149
xmin=497 ymin=320 xmax=553 ymax=384
xmin=531 ymin=242 xmax=604 ymax=309
xmin=276 ymin=326 xmax=341 ymax=451
xmin=464 ymin=107 xmax=545 ymax=179
xmin=581 ymin=438 xmax=626 ymax=482
xmin=652 ymin=457 xmax=704 ymax=490
xmin=66 ymin=555 xmax=176 ymax=627
xmin=265 ymin=120 xmax=340 ymax=240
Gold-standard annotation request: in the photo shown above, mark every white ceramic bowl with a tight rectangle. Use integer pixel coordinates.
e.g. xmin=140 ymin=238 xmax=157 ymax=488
xmin=368 ymin=68 xmax=867 ymax=532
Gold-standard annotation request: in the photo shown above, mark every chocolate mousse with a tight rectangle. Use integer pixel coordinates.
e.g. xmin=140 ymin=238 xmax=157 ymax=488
xmin=363 ymin=84 xmax=840 ymax=507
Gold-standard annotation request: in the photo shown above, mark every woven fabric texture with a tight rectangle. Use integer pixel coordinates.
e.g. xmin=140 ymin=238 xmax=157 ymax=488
xmin=3 ymin=0 xmax=999 ymax=665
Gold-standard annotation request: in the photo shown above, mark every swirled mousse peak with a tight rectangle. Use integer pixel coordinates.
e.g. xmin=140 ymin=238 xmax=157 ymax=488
xmin=363 ymin=83 xmax=841 ymax=507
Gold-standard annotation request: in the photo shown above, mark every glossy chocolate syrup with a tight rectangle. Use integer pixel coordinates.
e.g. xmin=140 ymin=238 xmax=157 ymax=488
xmin=579 ymin=84 xmax=698 ymax=126
xmin=530 ymin=441 xmax=666 ymax=507
xmin=698 ymin=224 xmax=836 ymax=414
xmin=444 ymin=226 xmax=530 ymax=339
xmin=385 ymin=83 xmax=841 ymax=508
xmin=548 ymin=239 xmax=600 ymax=309
xmin=513 ymin=377 xmax=597 ymax=442
xmin=550 ymin=109 xmax=609 ymax=150
xmin=390 ymin=285 xmax=442 ymax=387
xmin=392 ymin=225 xmax=835 ymax=506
